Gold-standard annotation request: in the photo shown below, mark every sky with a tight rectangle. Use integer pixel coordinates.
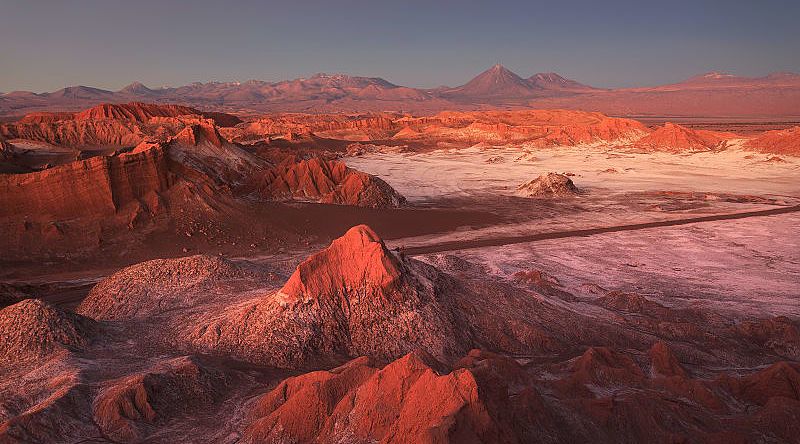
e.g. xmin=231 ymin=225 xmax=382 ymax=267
xmin=1 ymin=0 xmax=799 ymax=92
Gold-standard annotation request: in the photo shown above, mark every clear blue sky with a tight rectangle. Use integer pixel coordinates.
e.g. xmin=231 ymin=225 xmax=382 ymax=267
xmin=1 ymin=0 xmax=798 ymax=92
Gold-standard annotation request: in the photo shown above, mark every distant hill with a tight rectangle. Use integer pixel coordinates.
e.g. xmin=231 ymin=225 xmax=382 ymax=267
xmin=2 ymin=66 xmax=799 ymax=117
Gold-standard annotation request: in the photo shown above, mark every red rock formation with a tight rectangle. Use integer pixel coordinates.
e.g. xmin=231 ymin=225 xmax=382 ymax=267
xmin=596 ymin=291 xmax=669 ymax=316
xmin=75 ymin=102 xmax=199 ymax=122
xmin=242 ymin=352 xmax=507 ymax=444
xmin=165 ymin=120 xmax=265 ymax=185
xmin=392 ymin=109 xmax=649 ymax=147
xmin=225 ymin=109 xmax=649 ymax=148
xmin=75 ymin=102 xmax=240 ymax=126
xmin=648 ymin=341 xmax=687 ymax=378
xmin=0 ymin=144 xmax=173 ymax=220
xmin=279 ymin=224 xmax=406 ymax=301
xmin=745 ymin=125 xmax=800 ymax=156
xmin=0 ymin=118 xmax=154 ymax=147
xmin=0 ymin=299 xmax=97 ymax=362
xmin=719 ymin=361 xmax=800 ymax=406
xmin=513 ymin=269 xmax=561 ymax=288
xmin=647 ymin=342 xmax=723 ymax=410
xmin=18 ymin=112 xmax=77 ymax=124
xmin=188 ymin=225 xmax=469 ymax=368
xmin=245 ymin=344 xmax=795 ymax=444
xmin=170 ymin=120 xmax=226 ymax=147
xmin=0 ymin=102 xmax=240 ymax=148
xmin=93 ymin=356 xmax=228 ymax=443
xmin=0 ymin=118 xmax=266 ymax=261
xmin=567 ymin=346 xmax=645 ymax=388
xmin=258 ymin=157 xmax=405 ymax=208
xmin=734 ymin=316 xmax=800 ymax=360
xmin=634 ymin=122 xmax=732 ymax=152
xmin=516 ymin=172 xmax=579 ymax=198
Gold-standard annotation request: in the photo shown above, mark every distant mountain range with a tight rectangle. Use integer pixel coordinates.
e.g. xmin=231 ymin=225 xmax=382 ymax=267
xmin=2 ymin=65 xmax=799 ymax=117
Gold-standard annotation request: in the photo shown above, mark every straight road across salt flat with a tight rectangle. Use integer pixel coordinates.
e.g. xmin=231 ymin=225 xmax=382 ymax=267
xmin=404 ymin=204 xmax=800 ymax=255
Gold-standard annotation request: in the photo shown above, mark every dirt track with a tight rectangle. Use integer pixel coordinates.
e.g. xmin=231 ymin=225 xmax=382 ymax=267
xmin=405 ymin=205 xmax=800 ymax=256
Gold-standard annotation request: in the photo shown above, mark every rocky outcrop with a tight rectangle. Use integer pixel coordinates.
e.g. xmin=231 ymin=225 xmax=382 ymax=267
xmin=0 ymin=299 xmax=97 ymax=362
xmin=0 ymin=137 xmax=26 ymax=173
xmin=18 ymin=112 xmax=77 ymax=124
xmin=745 ymin=125 xmax=800 ymax=156
xmin=0 ymin=144 xmax=173 ymax=220
xmin=258 ymin=157 xmax=405 ymax=208
xmin=225 ymin=109 xmax=650 ymax=148
xmin=76 ymin=255 xmax=253 ymax=320
xmin=73 ymin=102 xmax=241 ymax=127
xmin=648 ymin=341 xmax=688 ymax=378
xmin=241 ymin=352 xmax=511 ymax=444
xmin=565 ymin=346 xmax=645 ymax=389
xmin=719 ymin=361 xmax=800 ymax=406
xmin=516 ymin=172 xmax=579 ymax=198
xmin=391 ymin=110 xmax=649 ymax=147
xmin=0 ymin=118 xmax=264 ymax=262
xmin=244 ymin=343 xmax=800 ymax=444
xmin=0 ymin=102 xmax=240 ymax=148
xmin=187 ymin=225 xmax=468 ymax=368
xmin=165 ymin=120 xmax=264 ymax=186
xmin=633 ymin=122 xmax=732 ymax=152
xmin=0 ymin=118 xmax=155 ymax=147
xmin=93 ymin=356 xmax=229 ymax=443
xmin=596 ymin=291 xmax=670 ymax=315
xmin=734 ymin=316 xmax=800 ymax=360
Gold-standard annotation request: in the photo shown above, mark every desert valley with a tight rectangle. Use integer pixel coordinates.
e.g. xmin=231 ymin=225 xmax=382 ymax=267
xmin=2 ymin=17 xmax=800 ymax=441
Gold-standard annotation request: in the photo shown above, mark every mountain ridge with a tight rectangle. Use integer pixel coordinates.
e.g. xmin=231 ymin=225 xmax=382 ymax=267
xmin=3 ymin=65 xmax=799 ymax=117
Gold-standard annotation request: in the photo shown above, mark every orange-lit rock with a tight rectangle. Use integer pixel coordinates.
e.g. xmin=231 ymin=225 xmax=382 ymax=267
xmin=258 ymin=157 xmax=405 ymax=208
xmin=634 ymin=122 xmax=733 ymax=152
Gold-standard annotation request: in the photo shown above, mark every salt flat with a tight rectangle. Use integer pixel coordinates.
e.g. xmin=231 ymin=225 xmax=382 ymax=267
xmin=348 ymin=145 xmax=800 ymax=318
xmin=345 ymin=144 xmax=800 ymax=200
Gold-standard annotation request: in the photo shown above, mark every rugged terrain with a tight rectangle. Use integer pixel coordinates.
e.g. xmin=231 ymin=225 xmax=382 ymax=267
xmin=1 ymin=97 xmax=799 ymax=443
xmin=2 ymin=221 xmax=799 ymax=443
